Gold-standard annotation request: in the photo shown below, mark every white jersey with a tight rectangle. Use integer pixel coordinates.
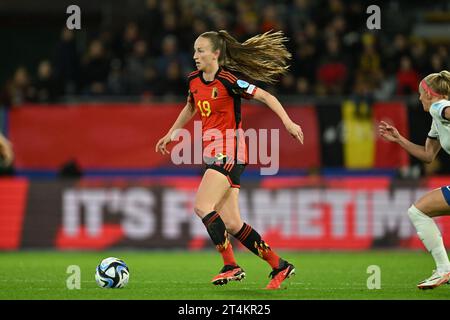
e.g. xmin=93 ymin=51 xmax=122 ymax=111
xmin=428 ymin=99 xmax=450 ymax=154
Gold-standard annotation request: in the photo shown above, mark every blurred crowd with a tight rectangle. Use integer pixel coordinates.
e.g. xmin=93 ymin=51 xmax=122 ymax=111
xmin=1 ymin=0 xmax=449 ymax=107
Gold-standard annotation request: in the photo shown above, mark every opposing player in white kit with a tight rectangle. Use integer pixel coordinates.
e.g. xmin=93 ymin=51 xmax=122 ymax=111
xmin=379 ymin=70 xmax=450 ymax=289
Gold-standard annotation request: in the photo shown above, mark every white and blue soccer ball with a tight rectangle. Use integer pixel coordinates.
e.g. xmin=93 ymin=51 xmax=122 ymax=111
xmin=95 ymin=257 xmax=130 ymax=288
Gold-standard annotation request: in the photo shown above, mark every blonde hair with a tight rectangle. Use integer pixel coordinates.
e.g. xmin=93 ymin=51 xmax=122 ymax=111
xmin=199 ymin=30 xmax=291 ymax=84
xmin=423 ymin=70 xmax=450 ymax=97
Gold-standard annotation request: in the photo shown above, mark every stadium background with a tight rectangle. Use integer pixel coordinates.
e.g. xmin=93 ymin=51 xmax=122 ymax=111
xmin=1 ymin=0 xmax=450 ymax=254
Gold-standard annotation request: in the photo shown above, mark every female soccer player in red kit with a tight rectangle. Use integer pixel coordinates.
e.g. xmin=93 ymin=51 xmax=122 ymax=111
xmin=156 ymin=30 xmax=303 ymax=289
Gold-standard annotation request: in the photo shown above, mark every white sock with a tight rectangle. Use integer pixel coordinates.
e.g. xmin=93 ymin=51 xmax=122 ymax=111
xmin=408 ymin=205 xmax=450 ymax=273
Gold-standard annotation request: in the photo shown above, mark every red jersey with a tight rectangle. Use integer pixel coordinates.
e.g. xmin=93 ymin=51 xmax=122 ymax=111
xmin=187 ymin=67 xmax=257 ymax=164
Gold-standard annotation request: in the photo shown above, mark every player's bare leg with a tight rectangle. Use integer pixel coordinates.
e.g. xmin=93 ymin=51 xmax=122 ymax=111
xmin=215 ymin=188 xmax=243 ymax=236
xmin=194 ymin=169 xmax=242 ymax=285
xmin=409 ymin=188 xmax=450 ymax=289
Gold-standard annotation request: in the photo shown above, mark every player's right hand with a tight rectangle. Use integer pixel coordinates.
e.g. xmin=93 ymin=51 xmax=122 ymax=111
xmin=155 ymin=134 xmax=172 ymax=155
xmin=379 ymin=121 xmax=401 ymax=142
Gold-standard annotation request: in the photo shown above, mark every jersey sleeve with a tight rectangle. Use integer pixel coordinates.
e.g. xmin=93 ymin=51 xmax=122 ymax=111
xmin=430 ymin=100 xmax=450 ymax=122
xmin=230 ymin=79 xmax=258 ymax=99
xmin=218 ymin=72 xmax=258 ymax=100
xmin=186 ymin=70 xmax=199 ymax=105
xmin=187 ymin=89 xmax=194 ymax=105
xmin=428 ymin=119 xmax=439 ymax=140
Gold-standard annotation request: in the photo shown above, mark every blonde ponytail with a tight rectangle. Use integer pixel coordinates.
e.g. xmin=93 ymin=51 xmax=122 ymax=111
xmin=199 ymin=30 xmax=291 ymax=84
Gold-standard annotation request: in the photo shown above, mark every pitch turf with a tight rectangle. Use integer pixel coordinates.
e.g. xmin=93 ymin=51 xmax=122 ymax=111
xmin=0 ymin=250 xmax=449 ymax=300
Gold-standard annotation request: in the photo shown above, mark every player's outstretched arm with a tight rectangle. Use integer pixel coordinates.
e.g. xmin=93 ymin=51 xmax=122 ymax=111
xmin=379 ymin=120 xmax=441 ymax=163
xmin=155 ymin=101 xmax=197 ymax=155
xmin=253 ymin=88 xmax=303 ymax=144
xmin=0 ymin=133 xmax=13 ymax=166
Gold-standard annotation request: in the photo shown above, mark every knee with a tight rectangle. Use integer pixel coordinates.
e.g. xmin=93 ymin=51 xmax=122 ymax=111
xmin=224 ymin=219 xmax=244 ymax=235
xmin=408 ymin=204 xmax=431 ymax=219
xmin=193 ymin=202 xmax=215 ymax=218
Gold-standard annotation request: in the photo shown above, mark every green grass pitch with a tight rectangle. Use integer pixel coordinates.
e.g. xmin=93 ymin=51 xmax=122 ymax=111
xmin=0 ymin=250 xmax=449 ymax=300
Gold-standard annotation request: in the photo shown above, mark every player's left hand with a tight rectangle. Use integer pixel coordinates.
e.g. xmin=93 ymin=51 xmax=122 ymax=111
xmin=155 ymin=133 xmax=172 ymax=155
xmin=285 ymin=121 xmax=304 ymax=144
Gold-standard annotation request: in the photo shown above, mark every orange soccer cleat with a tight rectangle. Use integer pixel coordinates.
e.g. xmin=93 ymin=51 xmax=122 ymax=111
xmin=265 ymin=260 xmax=295 ymax=290
xmin=211 ymin=265 xmax=246 ymax=286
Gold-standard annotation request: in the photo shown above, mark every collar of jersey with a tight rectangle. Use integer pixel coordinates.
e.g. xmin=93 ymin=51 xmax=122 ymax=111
xmin=200 ymin=66 xmax=222 ymax=85
xmin=431 ymin=99 xmax=448 ymax=109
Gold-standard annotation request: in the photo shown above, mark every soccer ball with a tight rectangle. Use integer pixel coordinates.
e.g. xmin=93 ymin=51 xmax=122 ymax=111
xmin=95 ymin=257 xmax=130 ymax=288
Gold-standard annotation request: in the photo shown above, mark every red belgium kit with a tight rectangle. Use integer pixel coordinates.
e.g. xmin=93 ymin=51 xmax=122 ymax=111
xmin=187 ymin=67 xmax=257 ymax=165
